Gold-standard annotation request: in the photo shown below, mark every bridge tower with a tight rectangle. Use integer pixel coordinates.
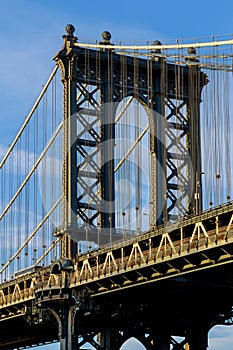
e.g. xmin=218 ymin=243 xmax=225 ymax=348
xmin=47 ymin=25 xmax=208 ymax=350
xmin=55 ymin=24 xmax=206 ymax=259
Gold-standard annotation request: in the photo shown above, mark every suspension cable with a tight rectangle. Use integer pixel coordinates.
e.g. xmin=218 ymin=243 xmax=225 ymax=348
xmin=0 ymin=196 xmax=62 ymax=275
xmin=0 ymin=65 xmax=59 ymax=169
xmin=74 ymin=39 xmax=233 ymax=51
xmin=0 ymin=122 xmax=62 ymax=221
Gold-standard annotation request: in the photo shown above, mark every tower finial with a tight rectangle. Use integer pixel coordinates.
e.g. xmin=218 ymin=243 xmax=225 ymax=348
xmin=185 ymin=47 xmax=199 ymax=64
xmin=98 ymin=31 xmax=114 ymax=51
xmin=152 ymin=40 xmax=162 ymax=54
xmin=62 ymin=24 xmax=78 ymax=49
xmin=65 ymin=24 xmax=75 ymax=37
xmin=101 ymin=31 xmax=112 ymax=44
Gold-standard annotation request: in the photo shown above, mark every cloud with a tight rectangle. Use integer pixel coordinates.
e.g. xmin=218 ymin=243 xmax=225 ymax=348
xmin=0 ymin=144 xmax=36 ymax=173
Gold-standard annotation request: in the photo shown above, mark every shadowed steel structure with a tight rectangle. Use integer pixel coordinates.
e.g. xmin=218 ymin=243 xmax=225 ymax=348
xmin=2 ymin=25 xmax=233 ymax=349
xmin=54 ymin=24 xmax=207 ymax=262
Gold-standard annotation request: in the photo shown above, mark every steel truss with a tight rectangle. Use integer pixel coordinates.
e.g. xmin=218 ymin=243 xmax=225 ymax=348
xmin=4 ymin=20 xmax=233 ymax=350
xmin=54 ymin=25 xmax=207 ymax=259
xmin=2 ymin=201 xmax=233 ymax=348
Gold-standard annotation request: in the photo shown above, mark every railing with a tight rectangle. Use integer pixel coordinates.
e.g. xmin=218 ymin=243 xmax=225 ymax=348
xmin=1 ymin=200 xmax=233 ymax=308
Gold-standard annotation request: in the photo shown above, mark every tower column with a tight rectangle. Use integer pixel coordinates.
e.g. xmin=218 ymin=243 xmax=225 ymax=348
xmin=185 ymin=323 xmax=209 ymax=350
xmin=98 ymin=324 xmax=118 ymax=350
xmin=187 ymin=53 xmax=203 ymax=215
xmin=155 ymin=332 xmax=171 ymax=350
xmin=100 ymin=32 xmax=115 ymax=230
xmin=54 ymin=24 xmax=78 ymax=258
xmin=59 ymin=304 xmax=78 ymax=350
xmin=150 ymin=57 xmax=167 ymax=227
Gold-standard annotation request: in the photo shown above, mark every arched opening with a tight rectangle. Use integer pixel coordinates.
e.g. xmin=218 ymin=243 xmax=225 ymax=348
xmin=208 ymin=324 xmax=233 ymax=349
xmin=115 ymin=97 xmax=151 ymax=234
xmin=120 ymin=336 xmax=146 ymax=349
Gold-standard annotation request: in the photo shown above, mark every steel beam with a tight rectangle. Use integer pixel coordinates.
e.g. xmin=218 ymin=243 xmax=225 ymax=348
xmin=185 ymin=324 xmax=209 ymax=350
xmin=54 ymin=24 xmax=78 ymax=258
xmin=59 ymin=305 xmax=78 ymax=350
xmin=187 ymin=61 xmax=203 ymax=215
xmin=54 ymin=25 xmax=207 ymax=232
xmin=101 ymin=51 xmax=115 ymax=228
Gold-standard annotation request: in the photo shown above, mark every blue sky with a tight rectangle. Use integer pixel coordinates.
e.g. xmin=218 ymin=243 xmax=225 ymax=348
xmin=1 ymin=0 xmax=233 ymax=349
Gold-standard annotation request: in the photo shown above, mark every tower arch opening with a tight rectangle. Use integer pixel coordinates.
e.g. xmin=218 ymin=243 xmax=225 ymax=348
xmin=120 ymin=336 xmax=146 ymax=350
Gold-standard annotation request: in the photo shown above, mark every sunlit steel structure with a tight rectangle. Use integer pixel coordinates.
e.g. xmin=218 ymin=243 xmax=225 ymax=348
xmin=1 ymin=25 xmax=233 ymax=349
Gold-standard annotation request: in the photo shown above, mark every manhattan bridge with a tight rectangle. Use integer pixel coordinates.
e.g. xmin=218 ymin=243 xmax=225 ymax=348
xmin=1 ymin=24 xmax=233 ymax=349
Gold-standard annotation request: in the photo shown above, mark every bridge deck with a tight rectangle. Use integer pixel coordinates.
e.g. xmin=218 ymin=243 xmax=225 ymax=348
xmin=1 ymin=202 xmax=233 ymax=347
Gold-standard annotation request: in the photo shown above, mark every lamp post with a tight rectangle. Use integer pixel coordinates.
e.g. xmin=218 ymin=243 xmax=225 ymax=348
xmin=216 ymin=174 xmax=220 ymax=206
xmin=136 ymin=207 xmax=139 ymax=235
xmin=195 ymin=171 xmax=204 ymax=214
xmin=122 ymin=212 xmax=126 ymax=240
xmin=109 ymin=217 xmax=112 ymax=244
xmin=97 ymin=222 xmax=101 ymax=246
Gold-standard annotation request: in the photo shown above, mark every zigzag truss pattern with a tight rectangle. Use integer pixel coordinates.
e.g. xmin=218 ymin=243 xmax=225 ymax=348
xmin=1 ymin=201 xmax=233 ymax=320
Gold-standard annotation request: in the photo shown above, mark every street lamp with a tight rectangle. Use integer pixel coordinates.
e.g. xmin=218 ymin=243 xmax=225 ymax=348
xmin=108 ymin=217 xmax=112 ymax=244
xmin=135 ymin=207 xmax=139 ymax=235
xmin=216 ymin=174 xmax=220 ymax=206
xmin=122 ymin=212 xmax=126 ymax=240
xmin=195 ymin=171 xmax=204 ymax=214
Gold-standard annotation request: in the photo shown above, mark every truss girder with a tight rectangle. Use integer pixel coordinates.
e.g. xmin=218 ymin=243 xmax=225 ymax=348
xmin=75 ymin=82 xmax=102 ymax=226
xmin=165 ymin=97 xmax=192 ymax=220
xmin=2 ymin=203 xmax=233 ymax=348
xmin=27 ymin=202 xmax=233 ymax=296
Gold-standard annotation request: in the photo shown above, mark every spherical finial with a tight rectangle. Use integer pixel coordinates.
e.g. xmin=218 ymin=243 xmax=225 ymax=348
xmin=102 ymin=31 xmax=112 ymax=43
xmin=185 ymin=46 xmax=199 ymax=64
xmin=152 ymin=40 xmax=162 ymax=54
xmin=187 ymin=47 xmax=196 ymax=55
xmin=98 ymin=31 xmax=114 ymax=50
xmin=65 ymin=24 xmax=75 ymax=37
xmin=61 ymin=24 xmax=77 ymax=48
xmin=153 ymin=40 xmax=162 ymax=46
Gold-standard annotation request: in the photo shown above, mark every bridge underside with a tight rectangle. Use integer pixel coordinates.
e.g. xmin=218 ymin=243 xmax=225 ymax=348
xmin=0 ymin=315 xmax=58 ymax=349
xmin=1 ymin=263 xmax=233 ymax=349
xmin=76 ymin=264 xmax=233 ymax=349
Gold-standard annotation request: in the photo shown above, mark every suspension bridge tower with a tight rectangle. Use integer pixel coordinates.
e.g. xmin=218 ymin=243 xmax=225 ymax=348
xmin=46 ymin=24 xmax=208 ymax=349
xmin=54 ymin=24 xmax=206 ymax=257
